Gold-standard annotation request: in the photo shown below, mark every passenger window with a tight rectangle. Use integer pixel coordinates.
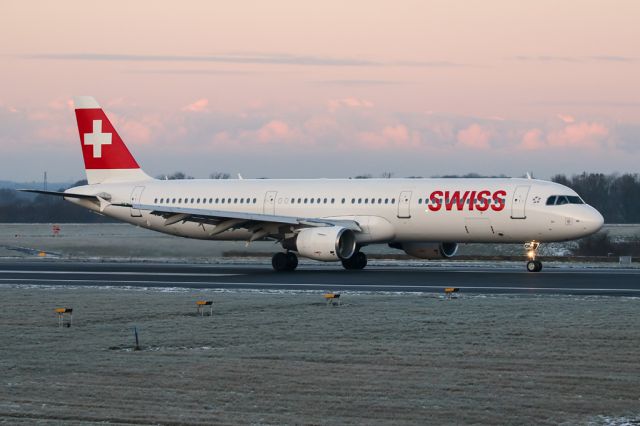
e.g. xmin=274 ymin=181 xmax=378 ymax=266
xmin=364 ymin=198 xmax=369 ymax=204
xmin=418 ymin=199 xmax=422 ymax=204
xmin=391 ymin=198 xmax=396 ymax=204
xmin=304 ymin=198 xmax=308 ymax=204
xmin=385 ymin=198 xmax=389 ymax=204
xmin=215 ymin=198 xmax=219 ymax=203
xmin=324 ymin=198 xmax=328 ymax=204
xmin=209 ymin=198 xmax=213 ymax=203
xmin=178 ymin=198 xmax=182 ymax=203
xmin=317 ymin=198 xmax=321 ymax=204
xmin=341 ymin=198 xmax=345 ymax=204
xmin=221 ymin=199 xmax=225 ymax=204
xmin=331 ymin=198 xmax=335 ymax=204
xmin=172 ymin=198 xmax=176 ymax=203
xmin=358 ymin=198 xmax=362 ymax=204
xmin=310 ymin=198 xmax=314 ymax=204
xmin=378 ymin=198 xmax=382 ymax=204
xmin=351 ymin=198 xmax=355 ymax=204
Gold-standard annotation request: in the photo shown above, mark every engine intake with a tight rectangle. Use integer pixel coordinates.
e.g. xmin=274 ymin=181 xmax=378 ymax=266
xmin=284 ymin=226 xmax=357 ymax=261
xmin=389 ymin=242 xmax=458 ymax=259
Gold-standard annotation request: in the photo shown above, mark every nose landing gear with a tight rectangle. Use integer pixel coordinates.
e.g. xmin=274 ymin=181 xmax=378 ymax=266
xmin=524 ymin=241 xmax=542 ymax=272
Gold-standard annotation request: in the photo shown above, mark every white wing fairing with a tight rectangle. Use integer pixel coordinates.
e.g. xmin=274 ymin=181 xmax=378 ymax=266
xmin=24 ymin=96 xmax=605 ymax=272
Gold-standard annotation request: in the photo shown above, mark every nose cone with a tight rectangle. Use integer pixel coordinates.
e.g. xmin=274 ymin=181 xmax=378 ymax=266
xmin=583 ymin=207 xmax=604 ymax=235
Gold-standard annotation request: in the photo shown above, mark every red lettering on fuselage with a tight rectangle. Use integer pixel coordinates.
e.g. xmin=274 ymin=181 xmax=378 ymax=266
xmin=491 ymin=190 xmax=507 ymax=211
xmin=426 ymin=189 xmax=506 ymax=212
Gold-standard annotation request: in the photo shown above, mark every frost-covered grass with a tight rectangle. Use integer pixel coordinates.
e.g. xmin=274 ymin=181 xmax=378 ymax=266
xmin=1 ymin=286 xmax=639 ymax=424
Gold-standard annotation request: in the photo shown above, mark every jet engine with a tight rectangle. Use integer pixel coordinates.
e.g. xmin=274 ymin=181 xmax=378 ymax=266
xmin=283 ymin=226 xmax=357 ymax=261
xmin=389 ymin=242 xmax=459 ymax=259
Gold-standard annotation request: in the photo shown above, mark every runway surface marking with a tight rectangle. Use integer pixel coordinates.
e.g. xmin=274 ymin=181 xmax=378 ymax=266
xmin=0 ymin=270 xmax=240 ymax=277
xmin=1 ymin=278 xmax=640 ymax=293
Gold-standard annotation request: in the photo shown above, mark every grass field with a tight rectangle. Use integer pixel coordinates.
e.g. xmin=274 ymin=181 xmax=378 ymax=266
xmin=1 ymin=286 xmax=639 ymax=425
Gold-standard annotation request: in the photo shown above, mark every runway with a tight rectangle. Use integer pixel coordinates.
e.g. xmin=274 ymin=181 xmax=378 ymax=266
xmin=1 ymin=260 xmax=639 ymax=295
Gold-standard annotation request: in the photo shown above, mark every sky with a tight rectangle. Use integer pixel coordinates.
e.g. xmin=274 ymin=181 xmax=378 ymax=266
xmin=1 ymin=0 xmax=639 ymax=181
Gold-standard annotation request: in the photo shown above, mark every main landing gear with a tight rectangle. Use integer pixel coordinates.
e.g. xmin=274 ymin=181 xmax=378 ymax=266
xmin=341 ymin=251 xmax=367 ymax=270
xmin=524 ymin=241 xmax=542 ymax=272
xmin=272 ymin=252 xmax=298 ymax=272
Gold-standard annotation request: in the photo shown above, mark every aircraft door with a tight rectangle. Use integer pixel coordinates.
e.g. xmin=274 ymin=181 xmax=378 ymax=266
xmin=511 ymin=185 xmax=530 ymax=219
xmin=397 ymin=191 xmax=412 ymax=219
xmin=263 ymin=191 xmax=277 ymax=215
xmin=130 ymin=186 xmax=145 ymax=217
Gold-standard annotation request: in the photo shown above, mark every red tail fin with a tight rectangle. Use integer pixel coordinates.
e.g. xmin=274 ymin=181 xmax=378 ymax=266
xmin=73 ymin=96 xmax=151 ymax=184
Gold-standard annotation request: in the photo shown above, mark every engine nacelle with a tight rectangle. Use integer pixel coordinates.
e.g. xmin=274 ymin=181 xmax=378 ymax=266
xmin=284 ymin=226 xmax=357 ymax=261
xmin=389 ymin=242 xmax=459 ymax=259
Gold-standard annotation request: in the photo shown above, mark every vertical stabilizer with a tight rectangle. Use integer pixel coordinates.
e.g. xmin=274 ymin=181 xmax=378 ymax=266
xmin=73 ymin=96 xmax=152 ymax=184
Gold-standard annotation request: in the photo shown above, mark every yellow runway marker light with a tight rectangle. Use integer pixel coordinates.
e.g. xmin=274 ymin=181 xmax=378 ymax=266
xmin=196 ymin=300 xmax=213 ymax=316
xmin=55 ymin=308 xmax=73 ymax=327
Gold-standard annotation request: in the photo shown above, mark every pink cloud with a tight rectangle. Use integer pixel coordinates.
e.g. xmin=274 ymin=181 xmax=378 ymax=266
xmin=557 ymin=114 xmax=575 ymax=123
xmin=182 ymin=98 xmax=209 ymax=112
xmin=328 ymin=97 xmax=374 ymax=112
xmin=547 ymin=122 xmax=608 ymax=149
xmin=520 ymin=129 xmax=545 ymax=150
xmin=456 ymin=124 xmax=491 ymax=149
xmin=257 ymin=120 xmax=294 ymax=143
xmin=357 ymin=124 xmax=420 ymax=149
xmin=519 ymin=122 xmax=609 ymax=150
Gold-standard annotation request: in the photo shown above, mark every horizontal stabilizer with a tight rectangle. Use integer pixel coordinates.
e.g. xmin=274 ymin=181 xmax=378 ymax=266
xmin=17 ymin=189 xmax=100 ymax=200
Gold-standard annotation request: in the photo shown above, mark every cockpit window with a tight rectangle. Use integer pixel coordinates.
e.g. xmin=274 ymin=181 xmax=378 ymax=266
xmin=547 ymin=195 xmax=585 ymax=206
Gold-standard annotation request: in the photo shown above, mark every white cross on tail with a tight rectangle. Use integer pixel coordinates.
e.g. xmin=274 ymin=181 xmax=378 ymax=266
xmin=84 ymin=120 xmax=112 ymax=158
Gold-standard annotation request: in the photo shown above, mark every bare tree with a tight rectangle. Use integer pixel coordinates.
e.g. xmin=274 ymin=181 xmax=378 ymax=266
xmin=209 ymin=172 xmax=230 ymax=179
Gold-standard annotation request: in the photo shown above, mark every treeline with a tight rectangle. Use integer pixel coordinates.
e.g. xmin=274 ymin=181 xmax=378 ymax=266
xmin=1 ymin=172 xmax=640 ymax=223
xmin=0 ymin=181 xmax=113 ymax=223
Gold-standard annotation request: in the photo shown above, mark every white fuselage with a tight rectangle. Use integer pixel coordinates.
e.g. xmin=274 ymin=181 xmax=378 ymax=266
xmin=68 ymin=177 xmax=604 ymax=245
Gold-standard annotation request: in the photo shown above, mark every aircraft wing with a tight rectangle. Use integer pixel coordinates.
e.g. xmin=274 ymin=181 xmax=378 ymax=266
xmin=132 ymin=203 xmax=362 ymax=237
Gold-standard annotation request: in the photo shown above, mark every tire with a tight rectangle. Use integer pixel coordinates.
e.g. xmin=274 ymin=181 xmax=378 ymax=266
xmin=534 ymin=260 xmax=543 ymax=272
xmin=285 ymin=252 xmax=298 ymax=271
xmin=342 ymin=252 xmax=367 ymax=270
xmin=272 ymin=252 xmax=289 ymax=271
xmin=526 ymin=260 xmax=542 ymax=273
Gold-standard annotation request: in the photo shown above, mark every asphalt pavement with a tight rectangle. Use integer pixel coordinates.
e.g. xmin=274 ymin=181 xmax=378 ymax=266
xmin=1 ymin=260 xmax=639 ymax=296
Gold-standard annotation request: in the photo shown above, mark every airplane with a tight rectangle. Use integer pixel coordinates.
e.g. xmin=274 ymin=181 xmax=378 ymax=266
xmin=21 ymin=96 xmax=604 ymax=272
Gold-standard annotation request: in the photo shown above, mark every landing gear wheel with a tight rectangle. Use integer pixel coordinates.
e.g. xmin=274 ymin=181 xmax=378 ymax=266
xmin=341 ymin=252 xmax=367 ymax=270
xmin=526 ymin=260 xmax=543 ymax=273
xmin=524 ymin=241 xmax=542 ymax=272
xmin=285 ymin=252 xmax=298 ymax=271
xmin=272 ymin=252 xmax=288 ymax=271
xmin=272 ymin=252 xmax=297 ymax=272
